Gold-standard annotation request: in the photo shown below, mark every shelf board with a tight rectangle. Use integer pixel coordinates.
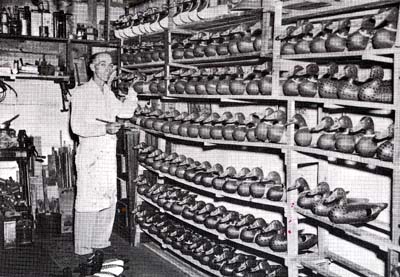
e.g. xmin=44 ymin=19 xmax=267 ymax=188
xmin=281 ymin=48 xmax=397 ymax=61
xmin=0 ymin=34 xmax=67 ymax=43
xmin=139 ymin=163 xmax=287 ymax=210
xmin=300 ymin=251 xmax=383 ymax=277
xmin=282 ymin=0 xmax=400 ymax=24
xmin=141 ymin=228 xmax=221 ymax=276
xmin=69 ymin=39 xmax=121 ymax=48
xmin=292 ymin=146 xmax=394 ymax=169
xmin=123 ymin=61 xmax=165 ymax=70
xmin=172 ymin=51 xmax=271 ymax=67
xmin=121 ymin=28 xmax=194 ymax=43
xmin=138 ymin=194 xmax=288 ymax=260
xmin=281 ymin=96 xmax=394 ymax=110
xmin=137 ymin=93 xmax=163 ymax=99
xmin=296 ymin=207 xmax=400 ymax=253
xmin=0 ymin=73 xmax=70 ymax=82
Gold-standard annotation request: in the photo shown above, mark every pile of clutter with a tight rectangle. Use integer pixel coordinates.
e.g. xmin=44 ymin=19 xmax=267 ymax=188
xmin=0 ymin=177 xmax=27 ymax=217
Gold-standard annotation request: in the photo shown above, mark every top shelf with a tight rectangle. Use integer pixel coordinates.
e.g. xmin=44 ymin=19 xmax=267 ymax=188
xmin=282 ymin=0 xmax=400 ymax=23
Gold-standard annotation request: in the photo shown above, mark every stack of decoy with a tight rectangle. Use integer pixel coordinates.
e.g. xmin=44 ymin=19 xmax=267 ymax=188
xmin=134 ymin=204 xmax=288 ymax=277
xmin=283 ymin=63 xmax=392 ymax=103
xmin=280 ymin=7 xmax=399 ymax=54
xmin=288 ymin=178 xmax=388 ymax=224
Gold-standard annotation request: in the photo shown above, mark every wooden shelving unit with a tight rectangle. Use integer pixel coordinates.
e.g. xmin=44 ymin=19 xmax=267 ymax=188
xmin=120 ymin=0 xmax=400 ymax=276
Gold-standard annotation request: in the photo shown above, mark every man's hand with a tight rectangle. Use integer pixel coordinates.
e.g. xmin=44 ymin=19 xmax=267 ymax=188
xmin=106 ymin=122 xmax=122 ymax=134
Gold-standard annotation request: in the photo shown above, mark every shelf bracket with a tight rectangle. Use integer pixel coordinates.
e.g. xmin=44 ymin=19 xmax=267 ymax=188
xmin=362 ymin=54 xmax=394 ymax=64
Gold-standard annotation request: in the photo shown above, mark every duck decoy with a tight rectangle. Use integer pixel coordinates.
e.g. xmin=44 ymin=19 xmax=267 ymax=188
xmin=200 ymin=245 xmax=231 ymax=266
xmin=206 ymin=68 xmax=223 ymax=95
xmin=317 ymin=63 xmax=339 ymax=99
xmin=286 ymin=113 xmax=312 ymax=147
xmin=219 ymin=254 xmax=249 ymax=276
xmin=230 ymin=67 xmax=246 ymax=95
xmin=223 ymin=167 xmax=251 ymax=194
xmin=193 ymin=203 xmax=216 ymax=224
xmin=233 ymin=114 xmax=250 ymax=142
xmin=282 ymin=65 xmax=304 ymax=96
xmin=239 ymin=218 xmax=268 ymax=243
xmin=294 ymin=22 xmax=314 ymax=54
xmin=265 ymin=109 xmax=288 ymax=143
xmin=217 ymin=28 xmax=232 ymax=56
xmin=347 ymin=16 xmax=375 ymax=51
xmin=244 ymin=113 xmax=262 ymax=142
xmin=228 ymin=25 xmax=247 ymax=55
xmin=294 ymin=180 xmax=331 ymax=210
xmin=176 ymin=160 xmax=200 ymax=178
xmin=216 ymin=210 xmax=241 ymax=234
xmin=178 ymin=112 xmax=199 ymax=137
xmin=287 ymin=177 xmax=311 ymax=208
xmin=222 ymin=112 xmax=246 ymax=140
xmin=213 ymin=166 xmax=237 ymax=190
xmin=372 ymin=7 xmax=399 ymax=49
xmin=204 ymin=206 xmax=228 ymax=229
xmin=182 ymin=200 xmax=206 ymax=220
xmin=210 ymin=111 xmax=233 ymax=140
xmin=334 ymin=115 xmax=355 ymax=153
xmin=337 ymin=64 xmax=360 ymax=100
xmin=217 ymin=68 xmax=234 ymax=95
xmin=205 ymin=32 xmax=220 ymax=57
xmin=195 ymin=69 xmax=210 ymax=95
xmin=298 ymin=64 xmax=319 ymax=98
xmin=254 ymin=220 xmax=284 ymax=247
xmin=226 ymin=214 xmax=256 ymax=239
xmin=269 ymin=229 xmax=318 ymax=252
xmin=174 ymin=69 xmax=192 ymax=94
xmin=249 ymin=171 xmax=282 ymax=199
xmin=325 ymin=19 xmax=351 ymax=52
xmin=184 ymin=161 xmax=212 ymax=182
xmin=208 ymin=249 xmax=236 ymax=270
xmin=188 ymin=111 xmax=210 ymax=138
xmin=280 ymin=25 xmax=298 ymax=55
xmin=310 ymin=21 xmax=334 ymax=53
xmin=358 ymin=66 xmax=388 ymax=102
xmin=353 ymin=116 xmax=377 ymax=157
xmin=237 ymin=25 xmax=256 ymax=53
xmin=375 ymin=123 xmax=394 ymax=161
xmin=199 ymin=112 xmax=220 ymax=139
xmin=312 ymin=116 xmax=337 ymax=150
xmin=254 ymin=108 xmax=275 ymax=142
xmin=232 ymin=259 xmax=259 ymax=277
xmin=329 ymin=202 xmax=388 ymax=224
xmin=201 ymin=163 xmax=224 ymax=187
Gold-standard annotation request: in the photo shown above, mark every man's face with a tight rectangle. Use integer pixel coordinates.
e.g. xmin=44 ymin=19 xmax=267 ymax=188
xmin=91 ymin=53 xmax=114 ymax=82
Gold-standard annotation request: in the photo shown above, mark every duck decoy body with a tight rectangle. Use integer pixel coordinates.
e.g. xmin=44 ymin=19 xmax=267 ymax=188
xmin=358 ymin=66 xmax=387 ymax=102
xmin=337 ymin=64 xmax=360 ymax=100
xmin=372 ymin=7 xmax=399 ymax=49
xmin=328 ymin=202 xmax=388 ymax=224
xmin=283 ymin=65 xmax=304 ymax=96
xmin=254 ymin=220 xmax=284 ymax=247
xmin=298 ymin=64 xmax=319 ymax=98
xmin=347 ymin=16 xmax=374 ymax=51
xmin=310 ymin=21 xmax=333 ymax=53
xmin=376 ymin=123 xmax=394 ymax=161
xmin=318 ymin=63 xmax=339 ymax=99
xmin=325 ymin=19 xmax=350 ymax=52
xmin=287 ymin=113 xmax=312 ymax=147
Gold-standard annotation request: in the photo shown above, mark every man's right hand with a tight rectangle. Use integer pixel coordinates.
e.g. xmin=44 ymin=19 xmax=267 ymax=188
xmin=106 ymin=122 xmax=122 ymax=134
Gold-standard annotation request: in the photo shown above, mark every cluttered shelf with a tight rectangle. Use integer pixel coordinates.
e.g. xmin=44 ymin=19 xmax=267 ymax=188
xmin=0 ymin=148 xmax=28 ymax=161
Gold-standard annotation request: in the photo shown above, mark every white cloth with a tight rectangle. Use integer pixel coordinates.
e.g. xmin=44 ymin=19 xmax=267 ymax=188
xmin=70 ymin=79 xmax=136 ymax=212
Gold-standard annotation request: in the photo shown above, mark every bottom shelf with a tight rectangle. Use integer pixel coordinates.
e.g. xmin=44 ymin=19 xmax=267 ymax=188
xmin=141 ymin=228 xmax=221 ymax=276
xmin=300 ymin=251 xmax=383 ymax=277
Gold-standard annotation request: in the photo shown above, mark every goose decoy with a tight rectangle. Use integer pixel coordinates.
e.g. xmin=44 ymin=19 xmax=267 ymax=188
xmin=193 ymin=32 xmax=210 ymax=58
xmin=294 ymin=22 xmax=314 ymax=54
xmin=142 ymin=109 xmax=164 ymax=129
xmin=200 ymin=244 xmax=231 ymax=266
xmin=325 ymin=19 xmax=351 ymax=52
xmin=211 ymin=111 xmax=233 ymax=140
xmin=372 ymin=7 xmax=399 ymax=49
xmin=254 ymin=108 xmax=275 ymax=142
xmin=265 ymin=110 xmax=288 ymax=143
xmin=237 ymin=25 xmax=256 ymax=53
xmin=265 ymin=172 xmax=285 ymax=201
xmin=375 ymin=123 xmax=394 ymax=161
xmin=353 ymin=116 xmax=377 ymax=157
xmin=310 ymin=21 xmax=334 ymax=53
xmin=332 ymin=115 xmax=354 ymax=153
xmin=358 ymin=66 xmax=388 ymax=102
xmin=254 ymin=220 xmax=284 ymax=247
xmin=235 ymin=167 xmax=264 ymax=197
xmin=317 ymin=63 xmax=339 ymax=99
xmin=328 ymin=202 xmax=388 ymax=224
xmin=282 ymin=65 xmax=304 ymax=96
xmin=286 ymin=114 xmax=312 ymax=147
xmin=337 ymin=64 xmax=360 ymax=100
xmin=347 ymin=16 xmax=375 ymax=51
xmin=298 ymin=64 xmax=319 ymax=98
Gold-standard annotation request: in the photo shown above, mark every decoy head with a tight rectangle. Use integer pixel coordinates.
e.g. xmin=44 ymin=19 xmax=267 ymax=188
xmin=171 ymin=154 xmax=187 ymax=164
xmin=194 ymin=112 xmax=211 ymax=123
xmin=306 ymin=63 xmax=319 ymax=77
xmin=312 ymin=116 xmax=335 ymax=132
xmin=164 ymin=152 xmax=179 ymax=161
xmin=327 ymin=63 xmax=339 ymax=76
xmin=216 ymin=111 xmax=234 ymax=124
xmin=308 ymin=182 xmax=330 ymax=196
xmin=133 ymin=142 xmax=148 ymax=150
xmin=174 ymin=111 xmax=188 ymax=121
xmin=323 ymin=187 xmax=348 ymax=204
xmin=264 ymin=110 xmax=287 ymax=124
xmin=369 ymin=66 xmax=385 ymax=81
xmin=154 ymin=152 xmax=168 ymax=161
xmin=286 ymin=114 xmax=308 ymax=128
xmin=183 ymin=112 xmax=199 ymax=122
xmin=207 ymin=163 xmax=224 ymax=174
xmin=148 ymin=108 xmax=164 ymax=117
xmin=292 ymin=65 xmax=305 ymax=77
xmin=352 ymin=116 xmax=374 ymax=134
xmin=290 ymin=22 xmax=313 ymax=37
xmin=374 ymin=7 xmax=399 ymax=28
xmin=199 ymin=161 xmax=212 ymax=170
xmin=287 ymin=177 xmax=310 ymax=192
xmin=235 ymin=167 xmax=251 ymax=179
xmin=202 ymin=112 xmax=221 ymax=124
xmin=226 ymin=112 xmax=246 ymax=125
xmin=245 ymin=167 xmax=264 ymax=180
xmin=343 ymin=64 xmax=358 ymax=79
xmin=375 ymin=123 xmax=394 ymax=140
xmin=220 ymin=166 xmax=237 ymax=178
xmin=263 ymin=171 xmax=282 ymax=184
xmin=333 ymin=115 xmax=353 ymax=131
xmin=263 ymin=220 xmax=284 ymax=233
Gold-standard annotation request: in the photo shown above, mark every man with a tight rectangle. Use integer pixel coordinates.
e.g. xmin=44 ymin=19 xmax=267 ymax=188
xmin=70 ymin=52 xmax=136 ymax=256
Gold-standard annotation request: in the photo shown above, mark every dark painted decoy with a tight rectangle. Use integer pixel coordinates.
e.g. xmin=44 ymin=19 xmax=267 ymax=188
xmin=347 ymin=16 xmax=375 ymax=51
xmin=372 ymin=7 xmax=399 ymax=49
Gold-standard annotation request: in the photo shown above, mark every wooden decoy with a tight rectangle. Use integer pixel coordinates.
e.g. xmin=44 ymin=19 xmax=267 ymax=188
xmin=372 ymin=7 xmax=399 ymax=49
xmin=298 ymin=63 xmax=319 ymax=97
xmin=347 ymin=16 xmax=375 ymax=51
xmin=282 ymin=65 xmax=304 ymax=96
xmin=318 ymin=63 xmax=339 ymax=99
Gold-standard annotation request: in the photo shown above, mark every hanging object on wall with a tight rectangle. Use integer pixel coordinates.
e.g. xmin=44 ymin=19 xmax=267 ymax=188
xmin=0 ymin=79 xmax=18 ymax=103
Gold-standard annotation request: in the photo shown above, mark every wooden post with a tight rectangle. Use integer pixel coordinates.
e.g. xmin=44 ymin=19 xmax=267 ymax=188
xmin=104 ymin=0 xmax=111 ymax=41
xmin=88 ymin=0 xmax=97 ymax=28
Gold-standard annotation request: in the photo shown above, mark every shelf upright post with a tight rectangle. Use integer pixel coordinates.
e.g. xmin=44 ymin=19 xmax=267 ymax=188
xmin=285 ymin=99 xmax=299 ymax=277
xmin=165 ymin=0 xmax=173 ymax=98
xmin=271 ymin=0 xmax=282 ymax=98
xmin=389 ymin=52 xmax=400 ymax=276
xmin=395 ymin=3 xmax=400 ymax=47
xmin=104 ymin=0 xmax=111 ymax=41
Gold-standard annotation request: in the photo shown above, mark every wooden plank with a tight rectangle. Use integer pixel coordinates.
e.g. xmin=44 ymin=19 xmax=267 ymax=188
xmin=327 ymin=251 xmax=383 ymax=277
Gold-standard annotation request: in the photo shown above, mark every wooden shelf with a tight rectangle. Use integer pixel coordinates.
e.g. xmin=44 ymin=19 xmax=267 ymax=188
xmin=139 ymin=163 xmax=287 ymax=210
xmin=141 ymin=228 xmax=221 ymax=276
xmin=282 ymin=0 xmax=400 ymax=24
xmin=123 ymin=61 xmax=165 ymax=70
xmin=292 ymin=146 xmax=394 ymax=169
xmin=172 ymin=51 xmax=271 ymax=67
xmin=0 ymin=73 xmax=70 ymax=82
xmin=296 ymin=207 xmax=400 ymax=253
xmin=281 ymin=48 xmax=397 ymax=61
xmin=138 ymin=194 xmax=289 ymax=260
xmin=137 ymin=93 xmax=163 ymax=99
xmin=300 ymin=251 xmax=383 ymax=277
